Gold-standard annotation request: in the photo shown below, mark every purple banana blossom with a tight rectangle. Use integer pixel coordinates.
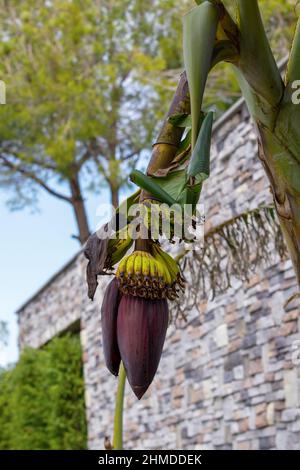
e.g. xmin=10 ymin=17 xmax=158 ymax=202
xmin=101 ymin=278 xmax=121 ymax=376
xmin=117 ymin=295 xmax=169 ymax=399
xmin=101 ymin=281 xmax=169 ymax=399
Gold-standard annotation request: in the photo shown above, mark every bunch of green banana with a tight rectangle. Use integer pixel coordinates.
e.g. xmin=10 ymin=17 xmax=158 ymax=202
xmin=116 ymin=248 xmax=184 ymax=300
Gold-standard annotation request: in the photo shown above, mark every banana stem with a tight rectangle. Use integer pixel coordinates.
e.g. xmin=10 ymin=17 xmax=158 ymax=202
xmin=113 ymin=362 xmax=126 ymax=450
xmin=146 ymin=72 xmax=190 ymax=177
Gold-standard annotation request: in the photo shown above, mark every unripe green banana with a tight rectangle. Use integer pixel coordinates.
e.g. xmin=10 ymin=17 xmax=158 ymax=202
xmin=154 ymin=257 xmax=165 ymax=281
xmin=160 ymin=249 xmax=179 ymax=280
xmin=134 ymin=251 xmax=144 ymax=276
xmin=125 ymin=251 xmax=136 ymax=277
xmin=142 ymin=255 xmax=150 ymax=277
xmin=149 ymin=257 xmax=158 ymax=279
xmin=152 ymin=244 xmax=179 ymax=282
xmin=116 ymin=255 xmax=129 ymax=277
xmin=161 ymin=261 xmax=172 ymax=286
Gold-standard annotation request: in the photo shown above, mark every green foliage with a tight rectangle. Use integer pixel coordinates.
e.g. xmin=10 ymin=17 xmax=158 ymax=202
xmin=130 ymin=169 xmax=177 ymax=205
xmin=187 ymin=111 xmax=213 ymax=179
xmin=193 ymin=0 xmax=297 ymax=114
xmin=170 ymin=0 xmax=296 ymax=116
xmin=0 ymin=367 xmax=14 ymax=449
xmin=183 ymin=2 xmax=218 ymax=147
xmin=0 ymin=333 xmax=87 ymax=450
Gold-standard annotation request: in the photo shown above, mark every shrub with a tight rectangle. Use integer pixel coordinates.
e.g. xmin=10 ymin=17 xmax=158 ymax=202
xmin=0 ymin=333 xmax=87 ymax=450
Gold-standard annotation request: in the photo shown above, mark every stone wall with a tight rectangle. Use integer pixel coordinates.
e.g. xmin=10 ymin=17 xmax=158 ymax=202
xmin=17 ymin=99 xmax=300 ymax=450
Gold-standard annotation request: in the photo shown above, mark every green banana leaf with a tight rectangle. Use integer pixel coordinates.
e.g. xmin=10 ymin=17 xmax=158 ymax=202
xmin=130 ymin=170 xmax=177 ymax=206
xmin=236 ymin=0 xmax=283 ymax=108
xmin=130 ymin=109 xmax=213 ymax=211
xmin=187 ymin=111 xmax=213 ymax=179
xmin=168 ymin=113 xmax=192 ymax=128
xmin=146 ymin=166 xmax=206 ymax=211
xmin=153 ymin=169 xmax=188 ymax=202
xmin=286 ymin=17 xmax=300 ymax=84
xmin=176 ymin=129 xmax=191 ymax=158
xmin=183 ymin=1 xmax=219 ymax=148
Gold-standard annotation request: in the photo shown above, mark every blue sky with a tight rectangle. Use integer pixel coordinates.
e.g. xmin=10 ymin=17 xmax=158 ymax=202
xmin=0 ymin=186 xmax=110 ymax=367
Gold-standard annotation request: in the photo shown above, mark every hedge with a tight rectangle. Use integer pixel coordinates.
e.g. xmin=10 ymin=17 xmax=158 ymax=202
xmin=0 ymin=333 xmax=87 ymax=450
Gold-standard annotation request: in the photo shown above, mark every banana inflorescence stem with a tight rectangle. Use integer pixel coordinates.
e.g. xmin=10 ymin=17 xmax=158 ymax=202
xmin=113 ymin=362 xmax=126 ymax=450
xmin=135 ymin=238 xmax=151 ymax=252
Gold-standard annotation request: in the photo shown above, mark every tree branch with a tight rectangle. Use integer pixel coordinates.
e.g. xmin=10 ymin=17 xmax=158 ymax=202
xmin=0 ymin=143 xmax=58 ymax=171
xmin=120 ymin=148 xmax=143 ymax=161
xmin=77 ymin=139 xmax=110 ymax=167
xmin=0 ymin=154 xmax=72 ymax=203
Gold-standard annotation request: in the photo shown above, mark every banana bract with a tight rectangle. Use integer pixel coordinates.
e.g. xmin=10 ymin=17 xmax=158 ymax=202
xmin=117 ymin=296 xmax=169 ymax=400
xmin=101 ymin=266 xmax=170 ymax=399
xmin=101 ymin=278 xmax=121 ymax=376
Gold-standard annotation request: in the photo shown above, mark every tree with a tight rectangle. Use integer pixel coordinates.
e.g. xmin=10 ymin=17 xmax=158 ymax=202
xmin=0 ymin=0 xmax=295 ymax=244
xmin=0 ymin=0 xmax=190 ymax=243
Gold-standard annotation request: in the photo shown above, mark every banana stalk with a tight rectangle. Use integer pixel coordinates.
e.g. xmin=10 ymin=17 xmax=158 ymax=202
xmin=234 ymin=1 xmax=300 ymax=283
xmin=146 ymin=72 xmax=191 ymax=178
xmin=236 ymin=0 xmax=283 ymax=110
xmin=286 ymin=17 xmax=300 ymax=84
